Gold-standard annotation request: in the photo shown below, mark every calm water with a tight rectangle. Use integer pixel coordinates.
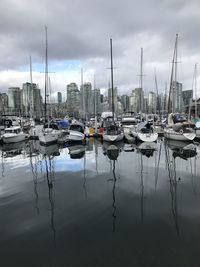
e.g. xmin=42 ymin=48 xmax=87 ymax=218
xmin=0 ymin=138 xmax=200 ymax=267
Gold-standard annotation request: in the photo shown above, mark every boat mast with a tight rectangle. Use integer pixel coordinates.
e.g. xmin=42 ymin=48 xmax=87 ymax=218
xmin=81 ymin=68 xmax=85 ymax=121
xmin=194 ymin=63 xmax=198 ymax=119
xmin=154 ymin=69 xmax=161 ymax=121
xmin=140 ymin=48 xmax=143 ymax=114
xmin=110 ymin=38 xmax=115 ymax=122
xmin=168 ymin=34 xmax=178 ymax=115
xmin=93 ymin=74 xmax=98 ymax=134
xmin=30 ymin=55 xmax=34 ymax=119
xmin=44 ymin=26 xmax=48 ymax=125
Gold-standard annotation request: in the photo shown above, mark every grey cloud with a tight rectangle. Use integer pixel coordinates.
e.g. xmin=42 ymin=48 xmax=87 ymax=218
xmin=0 ymin=0 xmax=200 ymax=94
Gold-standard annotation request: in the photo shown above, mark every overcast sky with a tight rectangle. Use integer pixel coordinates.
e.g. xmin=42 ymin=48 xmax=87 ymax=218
xmin=0 ymin=0 xmax=200 ymax=100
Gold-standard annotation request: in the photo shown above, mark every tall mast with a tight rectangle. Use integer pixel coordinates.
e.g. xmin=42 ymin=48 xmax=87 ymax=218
xmin=140 ymin=48 xmax=143 ymax=113
xmin=168 ymin=33 xmax=178 ymax=114
xmin=110 ymin=38 xmax=115 ymax=121
xmin=194 ymin=63 xmax=198 ymax=119
xmin=154 ymin=69 xmax=161 ymax=120
xmin=30 ymin=55 xmax=34 ymax=119
xmin=93 ymin=74 xmax=98 ymax=134
xmin=81 ymin=68 xmax=85 ymax=120
xmin=44 ymin=26 xmax=48 ymax=124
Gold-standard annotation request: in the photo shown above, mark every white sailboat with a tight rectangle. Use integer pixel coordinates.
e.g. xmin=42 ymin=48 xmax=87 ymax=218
xmin=38 ymin=26 xmax=58 ymax=146
xmin=132 ymin=121 xmax=158 ymax=142
xmin=164 ymin=34 xmax=196 ymax=142
xmin=102 ymin=38 xmax=124 ymax=143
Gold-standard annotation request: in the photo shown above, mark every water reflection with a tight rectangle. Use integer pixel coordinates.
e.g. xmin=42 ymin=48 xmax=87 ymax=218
xmin=166 ymin=139 xmax=197 ymax=160
xmin=0 ymin=141 xmax=27 ymax=158
xmin=28 ymin=141 xmax=40 ymax=214
xmin=68 ymin=144 xmax=85 ymax=159
xmin=136 ymin=141 xmax=157 ymax=158
xmin=39 ymin=143 xmax=60 ymax=246
xmin=102 ymin=141 xmax=124 ymax=232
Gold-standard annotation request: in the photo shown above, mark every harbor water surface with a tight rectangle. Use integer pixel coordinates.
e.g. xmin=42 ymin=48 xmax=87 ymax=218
xmin=0 ymin=138 xmax=200 ymax=267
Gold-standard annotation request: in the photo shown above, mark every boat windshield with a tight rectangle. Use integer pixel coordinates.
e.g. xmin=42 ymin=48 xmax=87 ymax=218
xmin=70 ymin=124 xmax=84 ymax=133
xmin=173 ymin=114 xmax=187 ymax=123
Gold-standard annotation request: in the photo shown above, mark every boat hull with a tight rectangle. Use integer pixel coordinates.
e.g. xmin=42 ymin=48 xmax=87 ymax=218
xmin=2 ymin=133 xmax=27 ymax=143
xmin=164 ymin=128 xmax=196 ymax=141
xmin=38 ymin=133 xmax=58 ymax=145
xmin=103 ymin=132 xmax=124 ymax=142
xmin=66 ymin=130 xmax=85 ymax=142
xmin=137 ymin=132 xmax=158 ymax=142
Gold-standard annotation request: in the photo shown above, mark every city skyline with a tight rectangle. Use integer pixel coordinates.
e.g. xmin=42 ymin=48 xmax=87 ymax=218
xmin=1 ymin=0 xmax=200 ymax=98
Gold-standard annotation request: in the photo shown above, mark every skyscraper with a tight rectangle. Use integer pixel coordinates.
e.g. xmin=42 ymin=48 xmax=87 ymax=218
xmin=8 ymin=87 xmax=21 ymax=114
xmin=57 ymin=92 xmax=62 ymax=103
xmin=67 ymin=82 xmax=80 ymax=117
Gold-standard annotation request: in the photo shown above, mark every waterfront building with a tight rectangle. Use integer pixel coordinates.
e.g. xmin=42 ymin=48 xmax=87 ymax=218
xmin=57 ymin=92 xmax=62 ymax=103
xmin=148 ymin=91 xmax=156 ymax=114
xmin=67 ymin=82 xmax=80 ymax=117
xmin=129 ymin=88 xmax=144 ymax=113
xmin=80 ymin=82 xmax=92 ymax=118
xmin=169 ymin=81 xmax=183 ymax=113
xmin=182 ymin=90 xmax=193 ymax=113
xmin=92 ymin=88 xmax=101 ymax=116
xmin=121 ymin=94 xmax=130 ymax=112
xmin=0 ymin=93 xmax=8 ymax=114
xmin=8 ymin=87 xmax=21 ymax=115
xmin=21 ymin=82 xmax=43 ymax=119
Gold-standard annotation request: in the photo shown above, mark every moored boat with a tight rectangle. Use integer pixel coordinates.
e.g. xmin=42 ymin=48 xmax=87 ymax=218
xmin=1 ymin=126 xmax=28 ymax=143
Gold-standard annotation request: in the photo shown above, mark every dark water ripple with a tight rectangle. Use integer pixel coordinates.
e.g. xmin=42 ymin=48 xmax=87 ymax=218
xmin=0 ymin=138 xmax=200 ymax=267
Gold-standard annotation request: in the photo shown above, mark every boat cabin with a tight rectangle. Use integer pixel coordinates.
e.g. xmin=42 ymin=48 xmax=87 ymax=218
xmin=5 ymin=126 xmax=22 ymax=134
xmin=69 ymin=123 xmax=85 ymax=133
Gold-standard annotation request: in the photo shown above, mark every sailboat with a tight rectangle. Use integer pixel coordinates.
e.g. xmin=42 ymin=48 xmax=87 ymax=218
xmin=38 ymin=26 xmax=59 ymax=146
xmin=103 ymin=39 xmax=124 ymax=142
xmin=131 ymin=48 xmax=158 ymax=142
xmin=164 ymin=34 xmax=196 ymax=142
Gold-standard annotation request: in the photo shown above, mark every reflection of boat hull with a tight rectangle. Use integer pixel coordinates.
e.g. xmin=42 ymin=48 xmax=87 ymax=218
xmin=164 ymin=128 xmax=195 ymax=141
xmin=137 ymin=142 xmax=157 ymax=150
xmin=68 ymin=145 xmax=85 ymax=159
xmin=0 ymin=141 xmax=27 ymax=157
xmin=166 ymin=139 xmax=197 ymax=159
xmin=137 ymin=141 xmax=157 ymax=157
xmin=103 ymin=132 xmax=124 ymax=142
xmin=39 ymin=143 xmax=59 ymax=156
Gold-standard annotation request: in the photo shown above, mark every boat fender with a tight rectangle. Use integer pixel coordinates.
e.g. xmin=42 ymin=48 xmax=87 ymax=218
xmin=179 ymin=129 xmax=183 ymax=134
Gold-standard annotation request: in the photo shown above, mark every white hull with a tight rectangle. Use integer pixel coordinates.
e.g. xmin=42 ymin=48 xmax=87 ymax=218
xmin=38 ymin=133 xmax=58 ymax=145
xmin=2 ymin=133 xmax=27 ymax=143
xmin=67 ymin=130 xmax=85 ymax=142
xmin=103 ymin=132 xmax=124 ymax=142
xmin=164 ymin=128 xmax=196 ymax=141
xmin=137 ymin=132 xmax=158 ymax=142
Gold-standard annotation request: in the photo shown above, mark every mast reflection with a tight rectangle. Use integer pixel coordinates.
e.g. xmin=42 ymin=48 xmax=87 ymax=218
xmin=39 ymin=143 xmax=60 ymax=246
xmin=103 ymin=141 xmax=124 ymax=232
xmin=165 ymin=139 xmax=197 ymax=236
